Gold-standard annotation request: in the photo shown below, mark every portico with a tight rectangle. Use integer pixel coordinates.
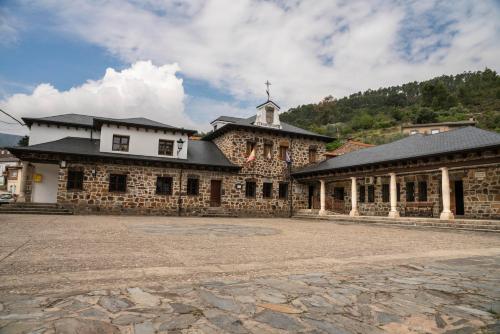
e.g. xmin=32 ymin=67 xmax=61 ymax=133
xmin=293 ymin=127 xmax=500 ymax=220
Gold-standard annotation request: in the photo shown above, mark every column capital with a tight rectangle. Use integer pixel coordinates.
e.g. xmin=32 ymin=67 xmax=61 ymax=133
xmin=388 ymin=172 xmax=396 ymax=176
xmin=439 ymin=166 xmax=448 ymax=171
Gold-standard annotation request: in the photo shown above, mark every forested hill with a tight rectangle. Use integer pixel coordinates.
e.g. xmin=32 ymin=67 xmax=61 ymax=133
xmin=281 ymin=69 xmax=500 ymax=145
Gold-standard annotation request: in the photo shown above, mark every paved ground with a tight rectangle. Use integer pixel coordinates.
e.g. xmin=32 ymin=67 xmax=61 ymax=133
xmin=0 ymin=215 xmax=499 ymax=333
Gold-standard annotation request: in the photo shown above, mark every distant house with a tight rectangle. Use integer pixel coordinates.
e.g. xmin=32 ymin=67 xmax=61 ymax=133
xmin=0 ymin=149 xmax=21 ymax=193
xmin=402 ymin=120 xmax=476 ymax=136
xmin=325 ymin=140 xmax=374 ymax=159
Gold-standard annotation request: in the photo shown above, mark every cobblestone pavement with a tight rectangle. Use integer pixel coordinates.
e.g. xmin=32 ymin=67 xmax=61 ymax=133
xmin=0 ymin=255 xmax=499 ymax=333
xmin=1 ymin=216 xmax=500 ymax=333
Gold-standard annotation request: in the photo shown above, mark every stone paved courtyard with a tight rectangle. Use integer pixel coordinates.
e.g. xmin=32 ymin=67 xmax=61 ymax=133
xmin=0 ymin=215 xmax=499 ymax=333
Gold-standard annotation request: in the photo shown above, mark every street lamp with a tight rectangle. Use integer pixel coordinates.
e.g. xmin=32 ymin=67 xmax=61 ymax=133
xmin=177 ymin=138 xmax=185 ymax=154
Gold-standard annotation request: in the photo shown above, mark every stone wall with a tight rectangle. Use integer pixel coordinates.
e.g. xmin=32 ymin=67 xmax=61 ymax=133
xmin=57 ymin=162 xmax=310 ymax=216
xmin=325 ymin=166 xmax=499 ymax=219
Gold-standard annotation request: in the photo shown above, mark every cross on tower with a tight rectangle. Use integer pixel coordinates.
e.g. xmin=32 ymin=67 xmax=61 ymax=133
xmin=265 ymin=80 xmax=271 ymax=101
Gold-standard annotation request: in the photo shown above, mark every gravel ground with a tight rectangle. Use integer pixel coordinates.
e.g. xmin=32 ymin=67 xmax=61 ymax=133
xmin=0 ymin=215 xmax=499 ymax=295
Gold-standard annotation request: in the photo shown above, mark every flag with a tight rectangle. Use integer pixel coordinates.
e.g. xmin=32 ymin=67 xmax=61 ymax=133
xmin=267 ymin=150 xmax=272 ymax=160
xmin=285 ymin=149 xmax=292 ymax=164
xmin=246 ymin=147 xmax=256 ymax=163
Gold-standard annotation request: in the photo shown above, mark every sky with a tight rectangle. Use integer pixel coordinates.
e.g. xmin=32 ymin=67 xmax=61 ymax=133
xmin=0 ymin=0 xmax=499 ymax=135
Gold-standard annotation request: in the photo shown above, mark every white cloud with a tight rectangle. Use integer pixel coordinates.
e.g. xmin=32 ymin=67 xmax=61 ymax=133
xmin=3 ymin=0 xmax=500 ymax=130
xmin=0 ymin=8 xmax=20 ymax=46
xmin=0 ymin=61 xmax=192 ymax=135
xmin=26 ymin=0 xmax=498 ymax=111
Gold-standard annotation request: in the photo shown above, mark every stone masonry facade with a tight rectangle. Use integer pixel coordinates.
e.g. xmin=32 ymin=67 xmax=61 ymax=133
xmin=320 ymin=165 xmax=499 ymax=220
xmin=55 ymin=126 xmax=327 ymax=216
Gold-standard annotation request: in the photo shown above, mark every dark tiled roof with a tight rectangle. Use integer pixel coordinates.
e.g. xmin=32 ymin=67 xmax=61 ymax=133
xmin=22 ymin=113 xmax=197 ymax=135
xmin=23 ymin=114 xmax=95 ymax=127
xmin=205 ymin=115 xmax=333 ymax=142
xmin=8 ymin=137 xmax=239 ymax=170
xmin=293 ymin=127 xmax=500 ymax=176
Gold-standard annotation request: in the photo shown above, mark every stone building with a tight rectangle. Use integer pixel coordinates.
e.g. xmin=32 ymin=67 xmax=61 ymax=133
xmin=7 ymin=100 xmax=331 ymax=216
xmin=401 ymin=120 xmax=476 ymax=135
xmin=293 ymin=126 xmax=500 ymax=220
xmin=5 ymin=98 xmax=500 ymax=220
xmin=324 ymin=140 xmax=374 ymax=159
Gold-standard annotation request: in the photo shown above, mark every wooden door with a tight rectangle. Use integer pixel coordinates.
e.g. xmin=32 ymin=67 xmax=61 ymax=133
xmin=210 ymin=180 xmax=222 ymax=207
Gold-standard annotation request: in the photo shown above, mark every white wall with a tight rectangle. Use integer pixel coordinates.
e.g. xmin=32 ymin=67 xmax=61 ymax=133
xmin=32 ymin=163 xmax=59 ymax=203
xmin=99 ymin=124 xmax=189 ymax=159
xmin=211 ymin=121 xmax=230 ymax=131
xmin=29 ymin=123 xmax=100 ymax=145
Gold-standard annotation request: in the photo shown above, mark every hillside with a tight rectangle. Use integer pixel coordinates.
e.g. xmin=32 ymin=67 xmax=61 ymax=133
xmin=0 ymin=133 xmax=23 ymax=147
xmin=281 ymin=69 xmax=500 ymax=145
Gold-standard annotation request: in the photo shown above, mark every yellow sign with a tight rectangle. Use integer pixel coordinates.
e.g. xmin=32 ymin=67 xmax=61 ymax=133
xmin=33 ymin=174 xmax=43 ymax=183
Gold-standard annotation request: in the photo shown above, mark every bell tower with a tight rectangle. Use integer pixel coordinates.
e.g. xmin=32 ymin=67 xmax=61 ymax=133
xmin=254 ymin=81 xmax=281 ymax=129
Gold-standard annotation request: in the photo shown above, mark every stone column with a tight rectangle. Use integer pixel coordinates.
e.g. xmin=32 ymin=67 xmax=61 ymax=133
xmin=16 ymin=161 xmax=29 ymax=203
xmin=388 ymin=172 xmax=400 ymax=218
xmin=349 ymin=177 xmax=359 ymax=216
xmin=319 ymin=179 xmax=326 ymax=216
xmin=440 ymin=167 xmax=454 ymax=220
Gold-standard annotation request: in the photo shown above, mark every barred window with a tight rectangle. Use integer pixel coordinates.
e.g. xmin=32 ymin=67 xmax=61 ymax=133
xmin=278 ymin=183 xmax=288 ymax=199
xmin=382 ymin=184 xmax=389 ymax=202
xmin=158 ymin=140 xmax=174 ymax=156
xmin=263 ymin=182 xmax=273 ymax=198
xmin=156 ymin=176 xmax=172 ymax=195
xmin=187 ymin=178 xmax=199 ymax=196
xmin=112 ymin=135 xmax=129 ymax=152
xmin=406 ymin=182 xmax=415 ymax=202
xmin=245 ymin=181 xmax=256 ymax=198
xmin=367 ymin=185 xmax=375 ymax=203
xmin=418 ymin=181 xmax=428 ymax=202
xmin=67 ymin=170 xmax=84 ymax=190
xmin=109 ymin=174 xmax=127 ymax=192
xmin=359 ymin=185 xmax=366 ymax=203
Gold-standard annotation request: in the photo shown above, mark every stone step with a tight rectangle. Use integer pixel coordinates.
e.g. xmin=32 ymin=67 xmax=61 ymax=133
xmin=0 ymin=209 xmax=73 ymax=215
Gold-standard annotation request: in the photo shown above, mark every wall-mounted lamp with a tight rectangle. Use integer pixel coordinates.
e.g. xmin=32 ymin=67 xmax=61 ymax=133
xmin=177 ymin=138 xmax=185 ymax=154
xmin=60 ymin=160 xmax=67 ymax=168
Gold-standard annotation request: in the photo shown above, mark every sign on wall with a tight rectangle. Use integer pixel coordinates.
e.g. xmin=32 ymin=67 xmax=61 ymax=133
xmin=474 ymin=171 xmax=486 ymax=180
xmin=33 ymin=174 xmax=43 ymax=183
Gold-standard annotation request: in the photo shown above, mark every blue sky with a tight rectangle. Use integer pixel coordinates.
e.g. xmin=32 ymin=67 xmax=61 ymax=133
xmin=1 ymin=0 xmax=499 ymax=134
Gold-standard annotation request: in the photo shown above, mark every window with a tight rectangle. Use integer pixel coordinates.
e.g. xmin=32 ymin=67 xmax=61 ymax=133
xmin=245 ymin=181 xmax=256 ymax=198
xmin=112 ymin=135 xmax=129 ymax=152
xmin=308 ymin=148 xmax=317 ymax=163
xmin=418 ymin=181 xmax=428 ymax=202
xmin=397 ymin=183 xmax=401 ymax=202
xmin=279 ymin=183 xmax=288 ymax=199
xmin=359 ymin=185 xmax=366 ymax=203
xmin=156 ymin=176 xmax=173 ymax=195
xmin=279 ymin=146 xmax=289 ymax=161
xmin=263 ymin=182 xmax=273 ymax=198
xmin=382 ymin=184 xmax=389 ymax=202
xmin=367 ymin=185 xmax=375 ymax=203
xmin=263 ymin=143 xmax=273 ymax=160
xmin=158 ymin=140 xmax=174 ymax=156
xmin=109 ymin=174 xmax=127 ymax=192
xmin=187 ymin=178 xmax=199 ymax=196
xmin=406 ymin=182 xmax=415 ymax=202
xmin=8 ymin=169 xmax=18 ymax=179
xmin=246 ymin=141 xmax=256 ymax=157
xmin=67 ymin=170 xmax=84 ymax=190
xmin=265 ymin=106 xmax=274 ymax=124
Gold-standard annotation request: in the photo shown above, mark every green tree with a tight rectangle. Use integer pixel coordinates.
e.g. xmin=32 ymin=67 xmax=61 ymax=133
xmin=18 ymin=136 xmax=29 ymax=146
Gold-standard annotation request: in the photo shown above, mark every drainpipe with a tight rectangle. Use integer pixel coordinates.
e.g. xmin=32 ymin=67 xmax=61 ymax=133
xmin=178 ymin=167 xmax=183 ymax=216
